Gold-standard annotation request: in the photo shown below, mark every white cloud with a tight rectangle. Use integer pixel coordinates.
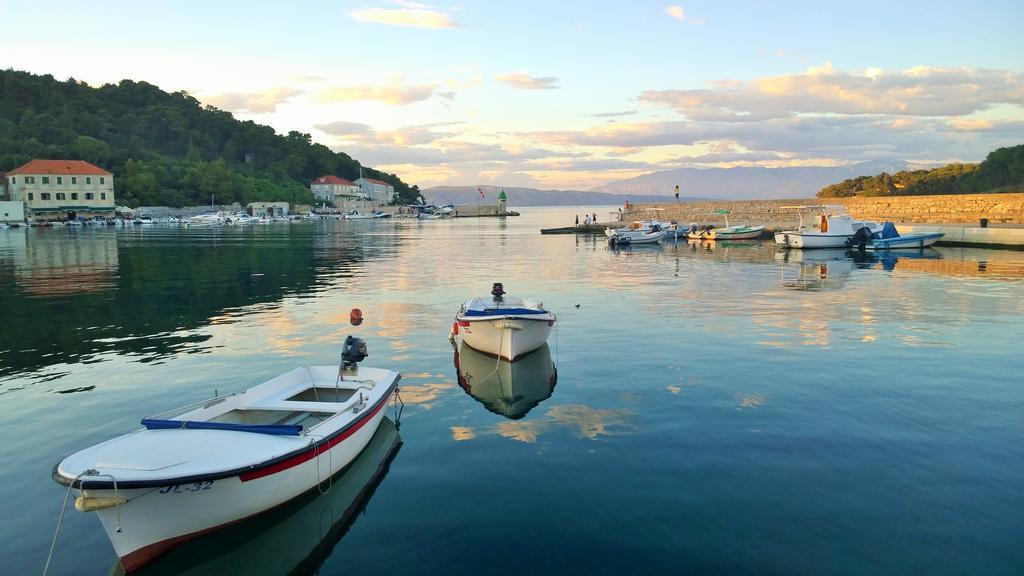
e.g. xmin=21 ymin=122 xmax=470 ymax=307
xmin=640 ymin=64 xmax=1024 ymax=119
xmin=665 ymin=5 xmax=703 ymax=24
xmin=201 ymin=87 xmax=302 ymax=114
xmin=495 ymin=73 xmax=560 ymax=90
xmin=317 ymin=81 xmax=439 ymax=105
xmin=349 ymin=6 xmax=461 ymax=29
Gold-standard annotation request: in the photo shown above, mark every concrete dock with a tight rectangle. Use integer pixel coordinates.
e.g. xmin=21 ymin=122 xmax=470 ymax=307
xmin=541 ymin=221 xmax=1024 ymax=249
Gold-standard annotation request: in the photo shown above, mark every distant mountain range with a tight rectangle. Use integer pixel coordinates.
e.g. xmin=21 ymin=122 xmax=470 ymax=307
xmin=421 ymin=186 xmax=703 ymax=207
xmin=591 ymin=161 xmax=935 ymax=200
xmin=423 ymin=161 xmax=938 ymax=206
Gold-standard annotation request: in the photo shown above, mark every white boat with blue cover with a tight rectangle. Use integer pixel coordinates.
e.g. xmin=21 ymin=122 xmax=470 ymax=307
xmin=452 ymin=283 xmax=555 ymax=361
xmin=51 ymin=337 xmax=399 ymax=572
xmin=846 ymin=222 xmax=944 ymax=250
xmin=605 ymin=221 xmax=667 ymax=245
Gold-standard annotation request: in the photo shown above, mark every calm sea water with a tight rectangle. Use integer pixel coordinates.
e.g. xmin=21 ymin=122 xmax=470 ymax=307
xmin=1 ymin=207 xmax=1023 ymax=575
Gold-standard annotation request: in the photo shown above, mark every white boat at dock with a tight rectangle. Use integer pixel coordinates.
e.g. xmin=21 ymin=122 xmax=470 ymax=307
xmin=52 ymin=336 xmax=399 ymax=572
xmin=451 ymin=283 xmax=555 ymax=361
xmin=605 ymin=220 xmax=667 ymax=245
xmin=846 ymin=222 xmax=944 ymax=250
xmin=687 ymin=210 xmax=766 ymax=240
xmin=774 ymin=205 xmax=882 ymax=249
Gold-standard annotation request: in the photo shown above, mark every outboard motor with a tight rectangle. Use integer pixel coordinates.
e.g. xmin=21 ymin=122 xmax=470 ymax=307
xmin=491 ymin=282 xmax=505 ymax=301
xmin=846 ymin=226 xmax=874 ymax=250
xmin=340 ymin=335 xmax=368 ymax=373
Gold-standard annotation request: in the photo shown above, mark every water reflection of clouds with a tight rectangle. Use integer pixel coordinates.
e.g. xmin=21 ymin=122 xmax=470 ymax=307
xmin=451 ymin=404 xmax=632 ymax=443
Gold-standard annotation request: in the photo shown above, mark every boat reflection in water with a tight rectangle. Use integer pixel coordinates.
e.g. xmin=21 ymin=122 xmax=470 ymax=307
xmin=454 ymin=342 xmax=557 ymax=419
xmin=776 ymin=247 xmax=942 ymax=290
xmin=117 ymin=417 xmax=402 ymax=576
xmin=777 ymin=248 xmax=857 ymax=291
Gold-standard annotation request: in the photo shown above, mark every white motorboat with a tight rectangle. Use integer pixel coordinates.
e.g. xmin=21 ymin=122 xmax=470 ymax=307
xmin=846 ymin=222 xmax=944 ymax=250
xmin=188 ymin=212 xmax=228 ymax=226
xmin=605 ymin=221 xmax=667 ymax=246
xmin=343 ymin=209 xmax=388 ymax=220
xmin=111 ymin=416 xmax=402 ymax=576
xmin=451 ymin=283 xmax=555 ymax=361
xmin=774 ymin=205 xmax=882 ymax=249
xmin=455 ymin=342 xmax=556 ymax=419
xmin=52 ymin=336 xmax=399 ymax=572
xmin=687 ymin=210 xmax=765 ymax=240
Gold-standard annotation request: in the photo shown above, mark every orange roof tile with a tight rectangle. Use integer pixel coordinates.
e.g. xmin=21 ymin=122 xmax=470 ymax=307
xmin=311 ymin=175 xmax=355 ymax=186
xmin=8 ymin=159 xmax=112 ymax=176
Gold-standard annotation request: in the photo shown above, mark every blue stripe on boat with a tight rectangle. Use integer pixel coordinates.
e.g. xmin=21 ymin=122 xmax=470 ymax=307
xmin=140 ymin=418 xmax=303 ymax=436
xmin=463 ymin=308 xmax=548 ymax=316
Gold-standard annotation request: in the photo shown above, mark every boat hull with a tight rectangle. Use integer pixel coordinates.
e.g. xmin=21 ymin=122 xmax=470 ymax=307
xmin=774 ymin=232 xmax=856 ymax=248
xmin=867 ymin=233 xmax=944 ymax=250
xmin=457 ymin=316 xmax=553 ymax=361
xmin=59 ymin=383 xmax=395 ymax=572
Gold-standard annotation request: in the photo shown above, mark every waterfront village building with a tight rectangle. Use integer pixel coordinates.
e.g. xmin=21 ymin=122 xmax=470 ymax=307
xmin=1 ymin=200 xmax=26 ymax=223
xmin=311 ymin=175 xmax=362 ymax=204
xmin=355 ymin=177 xmax=396 ymax=205
xmin=246 ymin=202 xmax=289 ymax=217
xmin=0 ymin=171 xmax=7 ymax=200
xmin=7 ymin=160 xmax=114 ymax=221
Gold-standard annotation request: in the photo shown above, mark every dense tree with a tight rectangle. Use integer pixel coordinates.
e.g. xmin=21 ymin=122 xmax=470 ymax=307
xmin=0 ymin=69 xmax=419 ymax=206
xmin=818 ymin=145 xmax=1023 ymax=198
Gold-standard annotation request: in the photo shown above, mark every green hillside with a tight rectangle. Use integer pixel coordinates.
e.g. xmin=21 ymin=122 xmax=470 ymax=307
xmin=818 ymin=144 xmax=1024 ymax=198
xmin=0 ymin=69 xmax=419 ymax=207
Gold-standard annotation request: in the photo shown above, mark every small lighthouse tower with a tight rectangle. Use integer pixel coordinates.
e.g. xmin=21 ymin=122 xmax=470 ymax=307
xmin=498 ymin=189 xmax=507 ymax=215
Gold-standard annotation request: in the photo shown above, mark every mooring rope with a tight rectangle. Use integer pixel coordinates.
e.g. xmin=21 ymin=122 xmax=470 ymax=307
xmin=43 ymin=471 xmax=89 ymax=576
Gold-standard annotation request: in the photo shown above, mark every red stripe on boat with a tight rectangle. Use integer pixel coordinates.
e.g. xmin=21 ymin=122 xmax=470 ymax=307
xmin=239 ymin=392 xmax=390 ymax=482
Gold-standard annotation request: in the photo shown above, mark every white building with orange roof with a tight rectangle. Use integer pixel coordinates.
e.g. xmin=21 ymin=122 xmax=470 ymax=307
xmin=355 ymin=177 xmax=395 ymax=205
xmin=6 ymin=159 xmax=115 ymax=221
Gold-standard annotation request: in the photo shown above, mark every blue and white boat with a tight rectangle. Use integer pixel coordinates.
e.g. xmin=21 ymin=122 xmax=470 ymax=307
xmin=451 ymin=283 xmax=555 ymax=361
xmin=847 ymin=222 xmax=944 ymax=250
xmin=52 ymin=337 xmax=399 ymax=572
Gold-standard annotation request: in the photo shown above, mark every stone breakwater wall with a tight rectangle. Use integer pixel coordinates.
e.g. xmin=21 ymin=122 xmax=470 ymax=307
xmin=631 ymin=192 xmax=1024 ymax=225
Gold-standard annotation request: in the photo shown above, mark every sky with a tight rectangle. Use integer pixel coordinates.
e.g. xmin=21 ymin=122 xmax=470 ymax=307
xmin=2 ymin=0 xmax=1023 ymax=190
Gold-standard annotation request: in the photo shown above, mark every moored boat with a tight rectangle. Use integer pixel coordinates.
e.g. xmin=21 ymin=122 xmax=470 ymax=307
xmin=451 ymin=283 xmax=555 ymax=361
xmin=108 ymin=416 xmax=403 ymax=576
xmin=774 ymin=205 xmax=882 ymax=249
xmin=51 ymin=336 xmax=399 ymax=572
xmin=687 ymin=210 xmax=765 ymax=240
xmin=605 ymin=220 xmax=666 ymax=245
xmin=846 ymin=222 xmax=944 ymax=250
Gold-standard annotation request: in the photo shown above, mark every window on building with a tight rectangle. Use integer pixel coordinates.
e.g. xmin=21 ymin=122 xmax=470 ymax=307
xmin=8 ymin=177 xmax=13 ymax=184
xmin=56 ymin=193 xmax=66 ymax=200
xmin=28 ymin=193 xmax=33 ymax=201
xmin=100 ymin=177 xmax=106 ymax=184
xmin=27 ymin=177 xmax=35 ymax=184
xmin=85 ymin=193 xmax=94 ymax=200
xmin=71 ymin=193 xmax=78 ymax=200
xmin=71 ymin=177 xmax=77 ymax=184
xmin=42 ymin=177 xmax=50 ymax=184
xmin=41 ymin=193 xmax=51 ymax=200
xmin=101 ymin=193 xmax=107 ymax=200
xmin=57 ymin=177 xmax=63 ymax=185
xmin=86 ymin=177 xmax=92 ymax=185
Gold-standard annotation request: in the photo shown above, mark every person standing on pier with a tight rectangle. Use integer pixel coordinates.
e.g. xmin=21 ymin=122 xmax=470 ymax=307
xmin=575 ymin=214 xmax=579 ymax=226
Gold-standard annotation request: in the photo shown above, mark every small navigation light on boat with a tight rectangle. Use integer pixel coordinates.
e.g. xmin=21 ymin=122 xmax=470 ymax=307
xmin=49 ymin=336 xmax=400 ymax=572
xmin=452 ymin=283 xmax=556 ymax=361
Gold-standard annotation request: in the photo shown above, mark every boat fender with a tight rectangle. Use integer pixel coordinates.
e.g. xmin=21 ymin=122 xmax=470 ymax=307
xmin=75 ymin=495 xmax=128 ymax=512
xmin=450 ymin=321 xmax=459 ymax=338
